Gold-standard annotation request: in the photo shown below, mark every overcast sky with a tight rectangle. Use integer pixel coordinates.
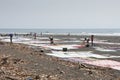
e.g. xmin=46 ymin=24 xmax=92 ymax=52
xmin=0 ymin=0 xmax=120 ymax=29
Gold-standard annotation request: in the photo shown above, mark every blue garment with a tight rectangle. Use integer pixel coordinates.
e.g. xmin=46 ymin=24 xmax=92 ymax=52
xmin=9 ymin=34 xmax=13 ymax=37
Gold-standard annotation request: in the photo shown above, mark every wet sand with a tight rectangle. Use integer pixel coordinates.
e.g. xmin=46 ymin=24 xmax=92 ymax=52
xmin=0 ymin=35 xmax=120 ymax=80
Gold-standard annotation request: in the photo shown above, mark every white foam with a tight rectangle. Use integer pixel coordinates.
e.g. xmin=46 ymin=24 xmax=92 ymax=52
xmin=46 ymin=51 xmax=120 ymax=58
xmin=46 ymin=51 xmax=110 ymax=58
xmin=37 ymin=37 xmax=49 ymax=39
xmin=29 ymin=40 xmax=50 ymax=44
xmin=93 ymin=39 xmax=120 ymax=45
xmin=81 ymin=33 xmax=120 ymax=36
xmin=94 ymin=47 xmax=116 ymax=52
xmin=63 ymin=40 xmax=80 ymax=43
xmin=44 ymin=44 xmax=81 ymax=50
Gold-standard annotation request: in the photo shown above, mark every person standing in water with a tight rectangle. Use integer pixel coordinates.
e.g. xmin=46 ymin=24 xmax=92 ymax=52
xmin=9 ymin=34 xmax=13 ymax=44
xmin=86 ymin=38 xmax=90 ymax=47
xmin=91 ymin=35 xmax=94 ymax=46
xmin=49 ymin=35 xmax=54 ymax=44
xmin=33 ymin=33 xmax=37 ymax=39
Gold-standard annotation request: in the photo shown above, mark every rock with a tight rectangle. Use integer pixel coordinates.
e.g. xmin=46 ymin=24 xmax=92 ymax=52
xmin=5 ymin=76 xmax=18 ymax=80
xmin=88 ymin=71 xmax=93 ymax=75
xmin=46 ymin=75 xmax=50 ymax=78
xmin=34 ymin=63 xmax=38 ymax=66
xmin=59 ymin=70 xmax=65 ymax=74
xmin=0 ymin=57 xmax=9 ymax=65
xmin=12 ymin=58 xmax=21 ymax=64
xmin=40 ymin=50 xmax=44 ymax=52
xmin=79 ymin=64 xmax=86 ymax=68
xmin=34 ymin=75 xmax=40 ymax=79
xmin=0 ymin=69 xmax=5 ymax=75
xmin=26 ymin=77 xmax=33 ymax=80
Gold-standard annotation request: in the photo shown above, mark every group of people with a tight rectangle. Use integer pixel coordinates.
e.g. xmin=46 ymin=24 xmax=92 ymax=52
xmin=7 ymin=33 xmax=94 ymax=47
xmin=7 ymin=33 xmax=54 ymax=45
xmin=33 ymin=33 xmax=54 ymax=45
xmin=82 ymin=35 xmax=94 ymax=47
xmin=48 ymin=35 xmax=94 ymax=47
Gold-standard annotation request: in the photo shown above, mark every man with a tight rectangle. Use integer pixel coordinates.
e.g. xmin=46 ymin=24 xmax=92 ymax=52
xmin=33 ymin=33 xmax=37 ymax=39
xmin=9 ymin=34 xmax=13 ymax=43
xmin=91 ymin=35 xmax=94 ymax=46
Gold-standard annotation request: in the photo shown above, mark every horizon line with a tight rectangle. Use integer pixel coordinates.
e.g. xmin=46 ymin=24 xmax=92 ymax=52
xmin=0 ymin=28 xmax=120 ymax=29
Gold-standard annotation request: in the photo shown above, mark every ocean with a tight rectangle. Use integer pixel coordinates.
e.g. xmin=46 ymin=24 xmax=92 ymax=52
xmin=0 ymin=28 xmax=120 ymax=33
xmin=0 ymin=28 xmax=120 ymax=36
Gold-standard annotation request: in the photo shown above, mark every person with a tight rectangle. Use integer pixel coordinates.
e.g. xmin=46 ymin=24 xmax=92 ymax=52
xmin=33 ymin=33 xmax=37 ymax=39
xmin=84 ymin=38 xmax=87 ymax=41
xmin=40 ymin=32 xmax=42 ymax=36
xmin=49 ymin=36 xmax=54 ymax=44
xmin=91 ymin=35 xmax=94 ymax=46
xmin=86 ymin=38 xmax=90 ymax=47
xmin=82 ymin=38 xmax=87 ymax=45
xmin=9 ymin=34 xmax=13 ymax=44
xmin=68 ymin=33 xmax=70 ymax=36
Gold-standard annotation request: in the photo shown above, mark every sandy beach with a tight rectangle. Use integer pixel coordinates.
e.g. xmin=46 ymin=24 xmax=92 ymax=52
xmin=0 ymin=34 xmax=120 ymax=80
xmin=1 ymin=0 xmax=120 ymax=79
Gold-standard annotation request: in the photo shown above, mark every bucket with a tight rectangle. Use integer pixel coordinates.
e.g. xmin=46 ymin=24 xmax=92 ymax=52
xmin=63 ymin=48 xmax=67 ymax=51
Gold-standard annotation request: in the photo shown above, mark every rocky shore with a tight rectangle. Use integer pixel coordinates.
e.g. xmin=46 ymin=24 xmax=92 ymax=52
xmin=0 ymin=35 xmax=120 ymax=80
xmin=0 ymin=41 xmax=119 ymax=80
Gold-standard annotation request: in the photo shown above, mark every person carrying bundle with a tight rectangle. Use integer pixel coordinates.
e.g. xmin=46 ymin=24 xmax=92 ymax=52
xmin=49 ymin=35 xmax=54 ymax=44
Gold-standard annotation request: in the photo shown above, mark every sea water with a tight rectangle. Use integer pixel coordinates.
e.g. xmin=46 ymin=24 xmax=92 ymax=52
xmin=0 ymin=28 xmax=120 ymax=36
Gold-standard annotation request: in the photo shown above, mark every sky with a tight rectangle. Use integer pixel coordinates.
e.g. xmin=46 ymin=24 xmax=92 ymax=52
xmin=0 ymin=0 xmax=120 ymax=29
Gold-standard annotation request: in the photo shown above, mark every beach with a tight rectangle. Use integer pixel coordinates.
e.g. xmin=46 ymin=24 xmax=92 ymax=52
xmin=0 ymin=34 xmax=120 ymax=80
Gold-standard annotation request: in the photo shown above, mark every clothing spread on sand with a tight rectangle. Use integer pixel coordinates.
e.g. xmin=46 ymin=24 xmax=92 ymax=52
xmin=46 ymin=51 xmax=120 ymax=70
xmin=63 ymin=57 xmax=120 ymax=70
xmin=46 ymin=51 xmax=120 ymax=58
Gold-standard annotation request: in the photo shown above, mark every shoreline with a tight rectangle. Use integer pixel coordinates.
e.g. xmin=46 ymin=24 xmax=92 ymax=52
xmin=0 ymin=42 xmax=119 ymax=80
xmin=0 ymin=34 xmax=120 ymax=79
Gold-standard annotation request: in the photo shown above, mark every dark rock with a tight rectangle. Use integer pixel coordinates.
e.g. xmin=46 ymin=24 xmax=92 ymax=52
xmin=88 ymin=71 xmax=93 ymax=75
xmin=0 ymin=57 xmax=8 ymax=65
xmin=35 ymin=75 xmax=40 ymax=79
